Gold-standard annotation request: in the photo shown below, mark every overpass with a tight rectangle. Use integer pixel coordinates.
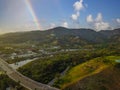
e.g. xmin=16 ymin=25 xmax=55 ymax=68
xmin=0 ymin=58 xmax=59 ymax=90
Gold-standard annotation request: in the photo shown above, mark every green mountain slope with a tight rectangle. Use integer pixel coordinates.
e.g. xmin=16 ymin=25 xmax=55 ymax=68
xmin=54 ymin=56 xmax=120 ymax=90
xmin=0 ymin=27 xmax=119 ymax=46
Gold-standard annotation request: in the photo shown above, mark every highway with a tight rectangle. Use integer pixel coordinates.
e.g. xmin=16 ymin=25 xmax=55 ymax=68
xmin=0 ymin=58 xmax=59 ymax=90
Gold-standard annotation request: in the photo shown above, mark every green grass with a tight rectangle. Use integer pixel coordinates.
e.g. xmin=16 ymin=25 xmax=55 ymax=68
xmin=54 ymin=56 xmax=120 ymax=89
xmin=0 ymin=71 xmax=4 ymax=75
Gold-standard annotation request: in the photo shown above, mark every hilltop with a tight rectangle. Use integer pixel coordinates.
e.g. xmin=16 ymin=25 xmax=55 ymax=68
xmin=0 ymin=27 xmax=119 ymax=47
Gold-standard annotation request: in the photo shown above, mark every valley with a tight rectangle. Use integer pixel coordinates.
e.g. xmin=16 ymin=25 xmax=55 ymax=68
xmin=0 ymin=27 xmax=119 ymax=90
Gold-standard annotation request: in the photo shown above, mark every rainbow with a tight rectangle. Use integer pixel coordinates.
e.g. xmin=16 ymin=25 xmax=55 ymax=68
xmin=25 ymin=0 xmax=41 ymax=30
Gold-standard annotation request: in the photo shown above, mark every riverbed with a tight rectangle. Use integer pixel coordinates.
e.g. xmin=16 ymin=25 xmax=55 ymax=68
xmin=9 ymin=58 xmax=38 ymax=69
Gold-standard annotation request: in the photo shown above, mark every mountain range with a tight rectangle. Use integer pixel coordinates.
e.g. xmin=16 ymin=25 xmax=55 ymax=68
xmin=0 ymin=27 xmax=119 ymax=46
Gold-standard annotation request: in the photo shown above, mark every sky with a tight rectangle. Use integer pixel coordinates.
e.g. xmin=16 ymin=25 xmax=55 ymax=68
xmin=0 ymin=0 xmax=120 ymax=33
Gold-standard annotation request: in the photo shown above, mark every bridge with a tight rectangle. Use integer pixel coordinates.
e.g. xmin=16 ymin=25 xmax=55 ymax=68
xmin=0 ymin=58 xmax=59 ymax=90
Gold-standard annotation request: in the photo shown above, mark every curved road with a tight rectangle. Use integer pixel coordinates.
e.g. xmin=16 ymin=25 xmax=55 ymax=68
xmin=0 ymin=58 xmax=59 ymax=90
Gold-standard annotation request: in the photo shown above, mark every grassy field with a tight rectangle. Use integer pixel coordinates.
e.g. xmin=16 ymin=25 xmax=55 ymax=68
xmin=54 ymin=56 xmax=120 ymax=89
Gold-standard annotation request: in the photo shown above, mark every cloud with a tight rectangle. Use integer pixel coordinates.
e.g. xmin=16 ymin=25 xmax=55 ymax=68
xmin=73 ymin=0 xmax=84 ymax=11
xmin=94 ymin=22 xmax=110 ymax=30
xmin=62 ymin=22 xmax=68 ymax=28
xmin=86 ymin=13 xmax=110 ymax=31
xmin=116 ymin=18 xmax=120 ymax=23
xmin=50 ymin=23 xmax=56 ymax=28
xmin=95 ymin=13 xmax=102 ymax=22
xmin=71 ymin=12 xmax=79 ymax=21
xmin=86 ymin=14 xmax=93 ymax=23
xmin=14 ymin=21 xmax=42 ymax=31
xmin=71 ymin=0 xmax=84 ymax=21
xmin=23 ymin=21 xmax=39 ymax=30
